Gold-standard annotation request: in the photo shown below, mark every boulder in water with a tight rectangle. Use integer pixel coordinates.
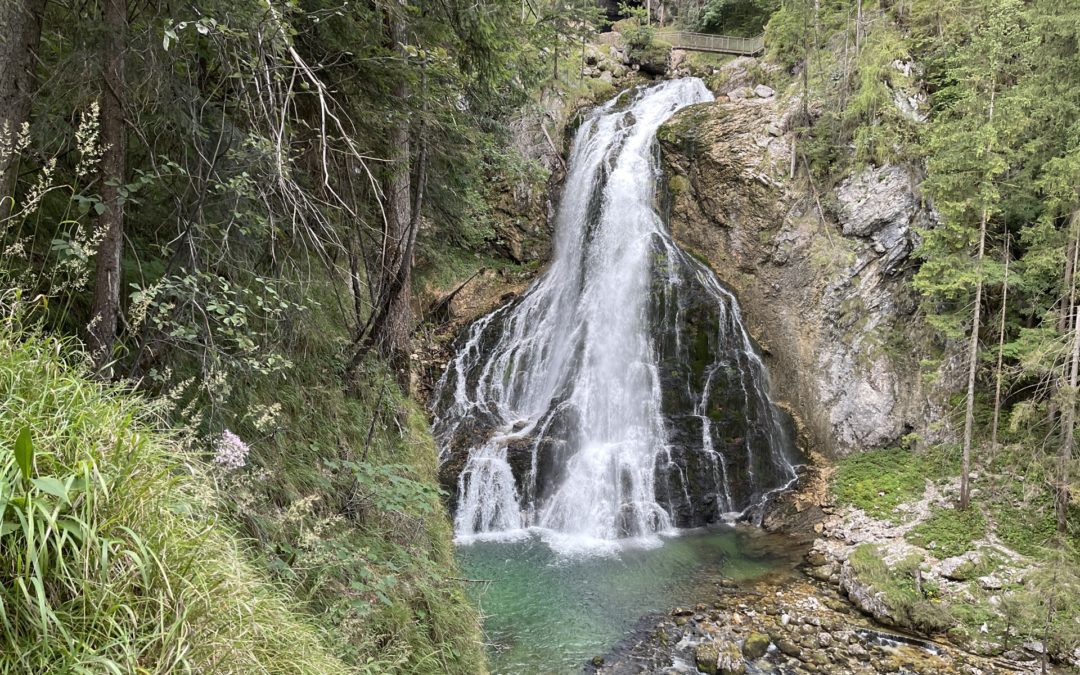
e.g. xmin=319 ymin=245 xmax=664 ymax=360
xmin=694 ymin=641 xmax=720 ymax=674
xmin=742 ymin=631 xmax=770 ymax=660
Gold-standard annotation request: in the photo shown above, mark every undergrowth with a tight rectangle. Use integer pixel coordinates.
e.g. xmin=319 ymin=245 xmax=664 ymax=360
xmin=906 ymin=507 xmax=987 ymax=558
xmin=832 ymin=446 xmax=957 ymax=522
xmin=210 ymin=279 xmax=485 ymax=673
xmin=0 ymin=322 xmax=347 ymax=674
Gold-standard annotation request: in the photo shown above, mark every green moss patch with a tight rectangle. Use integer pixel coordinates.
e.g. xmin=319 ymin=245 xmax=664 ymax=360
xmin=833 ymin=448 xmax=926 ymax=521
xmin=906 ymin=507 xmax=987 ymax=558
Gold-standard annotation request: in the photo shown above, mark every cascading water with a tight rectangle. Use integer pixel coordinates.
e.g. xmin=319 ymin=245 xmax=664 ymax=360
xmin=433 ymin=78 xmax=799 ymax=552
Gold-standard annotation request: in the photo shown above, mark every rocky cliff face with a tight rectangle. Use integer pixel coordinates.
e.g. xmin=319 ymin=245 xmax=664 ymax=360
xmin=657 ymin=72 xmax=958 ymax=457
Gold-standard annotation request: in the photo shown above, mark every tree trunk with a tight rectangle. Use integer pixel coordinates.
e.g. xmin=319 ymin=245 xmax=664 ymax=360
xmin=990 ymin=232 xmax=1010 ymax=455
xmin=0 ymin=0 xmax=47 ymax=218
xmin=1058 ymin=213 xmax=1080 ymax=532
xmin=1048 ymin=215 xmax=1077 ymax=424
xmin=960 ymin=208 xmax=988 ymax=510
xmin=372 ymin=13 xmax=413 ymax=378
xmin=959 ymin=84 xmax=997 ymax=510
xmin=88 ymin=0 xmax=127 ymax=372
xmin=855 ymin=0 xmax=863 ymax=53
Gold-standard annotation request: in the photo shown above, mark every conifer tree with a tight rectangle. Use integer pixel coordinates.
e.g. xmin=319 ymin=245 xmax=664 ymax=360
xmin=914 ymin=0 xmax=1034 ymax=508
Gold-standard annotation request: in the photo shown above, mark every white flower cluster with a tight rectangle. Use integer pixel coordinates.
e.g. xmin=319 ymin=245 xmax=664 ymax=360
xmin=75 ymin=101 xmax=102 ymax=179
xmin=213 ymin=429 xmax=250 ymax=471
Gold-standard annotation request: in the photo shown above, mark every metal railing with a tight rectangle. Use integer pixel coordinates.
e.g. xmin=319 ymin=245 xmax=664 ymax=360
xmin=656 ymin=31 xmax=765 ymax=56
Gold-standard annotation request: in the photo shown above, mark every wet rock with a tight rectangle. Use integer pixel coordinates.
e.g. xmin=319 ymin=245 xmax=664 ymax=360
xmin=742 ymin=632 xmax=770 ymax=660
xmin=660 ymin=86 xmax=953 ymax=459
xmin=694 ymin=641 xmax=721 ymax=675
xmin=717 ymin=641 xmax=745 ymax=675
xmin=806 ymin=541 xmax=831 ymax=567
xmin=805 ymin=564 xmax=835 ymax=581
xmin=672 ymin=606 xmax=694 ymax=617
xmin=777 ymin=639 xmax=802 ymax=659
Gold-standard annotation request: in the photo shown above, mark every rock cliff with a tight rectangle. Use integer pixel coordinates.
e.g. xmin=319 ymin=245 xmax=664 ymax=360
xmin=657 ymin=69 xmax=958 ymax=457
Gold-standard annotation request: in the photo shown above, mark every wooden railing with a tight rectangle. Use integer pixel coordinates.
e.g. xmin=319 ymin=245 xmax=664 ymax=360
xmin=656 ymin=31 xmax=765 ymax=56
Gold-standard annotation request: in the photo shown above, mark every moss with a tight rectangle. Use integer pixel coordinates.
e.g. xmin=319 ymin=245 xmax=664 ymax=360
xmin=833 ymin=446 xmax=959 ymax=523
xmin=661 ymin=104 xmax=712 ymax=142
xmin=668 ymin=174 xmax=691 ymax=196
xmin=992 ymin=498 xmax=1066 ymax=559
xmin=906 ymin=507 xmax=987 ymax=558
xmin=684 ymin=51 xmax=734 ymax=72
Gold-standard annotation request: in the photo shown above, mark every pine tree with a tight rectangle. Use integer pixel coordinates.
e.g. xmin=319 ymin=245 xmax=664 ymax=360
xmin=913 ymin=0 xmax=1034 ymax=508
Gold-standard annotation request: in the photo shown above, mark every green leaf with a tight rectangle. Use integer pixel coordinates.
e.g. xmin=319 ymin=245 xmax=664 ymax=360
xmin=55 ymin=518 xmax=86 ymax=542
xmin=32 ymin=477 xmax=69 ymax=504
xmin=14 ymin=427 xmax=33 ymax=480
xmin=0 ymin=522 xmax=19 ymax=537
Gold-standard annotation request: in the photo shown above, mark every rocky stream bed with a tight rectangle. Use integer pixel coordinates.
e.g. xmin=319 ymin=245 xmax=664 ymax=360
xmin=592 ymin=574 xmax=1054 ymax=675
xmin=590 ymin=472 xmax=1077 ymax=675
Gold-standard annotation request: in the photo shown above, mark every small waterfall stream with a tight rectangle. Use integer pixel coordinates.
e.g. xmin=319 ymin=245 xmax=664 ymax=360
xmin=433 ymin=79 xmax=799 ymax=553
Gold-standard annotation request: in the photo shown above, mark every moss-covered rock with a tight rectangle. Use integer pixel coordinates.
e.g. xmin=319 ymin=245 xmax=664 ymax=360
xmin=694 ymin=641 xmax=720 ymax=674
xmin=742 ymin=631 xmax=771 ymax=660
xmin=717 ymin=640 xmax=746 ymax=675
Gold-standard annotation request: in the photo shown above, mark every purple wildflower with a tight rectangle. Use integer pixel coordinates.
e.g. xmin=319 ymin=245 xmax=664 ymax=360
xmin=214 ymin=429 xmax=250 ymax=471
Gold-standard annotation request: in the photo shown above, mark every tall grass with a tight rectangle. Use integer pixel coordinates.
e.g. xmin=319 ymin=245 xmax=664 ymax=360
xmin=0 ymin=319 xmax=348 ymax=674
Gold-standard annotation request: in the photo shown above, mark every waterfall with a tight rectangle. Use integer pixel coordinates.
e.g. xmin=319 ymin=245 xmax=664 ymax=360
xmin=433 ymin=79 xmax=799 ymax=553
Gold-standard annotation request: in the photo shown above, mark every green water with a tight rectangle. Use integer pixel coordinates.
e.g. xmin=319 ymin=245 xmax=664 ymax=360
xmin=456 ymin=526 xmax=804 ymax=674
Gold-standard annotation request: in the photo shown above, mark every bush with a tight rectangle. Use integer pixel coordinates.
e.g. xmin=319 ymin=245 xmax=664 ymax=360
xmin=0 ymin=323 xmax=347 ymax=673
